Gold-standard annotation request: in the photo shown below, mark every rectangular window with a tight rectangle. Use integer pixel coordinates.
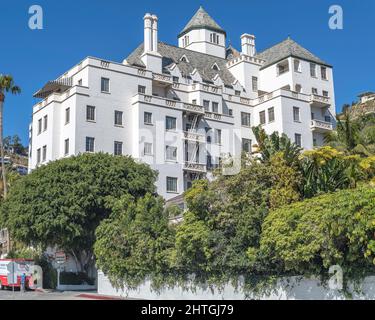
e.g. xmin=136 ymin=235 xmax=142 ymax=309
xmin=322 ymin=90 xmax=329 ymax=97
xmin=295 ymin=84 xmax=302 ymax=93
xmin=173 ymin=76 xmax=179 ymax=83
xmin=166 ymin=116 xmax=177 ymax=131
xmin=277 ymin=60 xmax=289 ymax=76
xmin=64 ymin=139 xmax=69 ymax=155
xmin=86 ymin=105 xmax=95 ymax=122
xmin=78 ymin=79 xmax=82 ymax=86
xmin=203 ymin=100 xmax=210 ymax=112
xmin=321 ymin=67 xmax=327 ymax=80
xmin=325 ymin=115 xmax=331 ymax=123
xmin=242 ymin=138 xmax=252 ymax=153
xmin=268 ymin=107 xmax=275 ymax=122
xmin=212 ymin=102 xmax=219 ymax=113
xmin=114 ymin=141 xmax=123 ymax=156
xmin=192 ymin=99 xmax=197 ymax=105
xmin=43 ymin=115 xmax=48 ymax=131
xmin=114 ymin=111 xmax=123 ymax=126
xmin=207 ymin=154 xmax=212 ymax=169
xmin=235 ymin=90 xmax=241 ymax=96
xmin=294 ymin=59 xmax=301 ymax=72
xmin=293 ymin=107 xmax=300 ymax=122
xmin=252 ymin=76 xmax=258 ymax=92
xmin=295 ymin=134 xmax=302 ymax=147
xmin=215 ymin=129 xmax=222 ymax=145
xmin=166 ymin=146 xmax=177 ymax=161
xmin=310 ymin=63 xmax=317 ymax=77
xmin=138 ymin=85 xmax=146 ymax=94
xmin=259 ymin=111 xmax=266 ymax=125
xmin=38 ymin=119 xmax=42 ymax=135
xmin=166 ymin=177 xmax=178 ymax=193
xmin=37 ymin=148 xmax=41 ymax=164
xmin=312 ymin=88 xmax=318 ymax=95
xmin=144 ymin=142 xmax=153 ymax=156
xmin=65 ymin=108 xmax=70 ymax=124
xmin=144 ymin=112 xmax=152 ymax=125
xmin=42 ymin=145 xmax=47 ymax=162
xmin=101 ymin=77 xmax=110 ymax=93
xmin=86 ymin=137 xmax=95 ymax=152
xmin=241 ymin=112 xmax=251 ymax=127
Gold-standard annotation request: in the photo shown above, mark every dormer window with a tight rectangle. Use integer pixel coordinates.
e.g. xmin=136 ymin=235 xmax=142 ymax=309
xmin=211 ymin=63 xmax=220 ymax=71
xmin=210 ymin=33 xmax=219 ymax=45
xmin=180 ymin=55 xmax=189 ymax=63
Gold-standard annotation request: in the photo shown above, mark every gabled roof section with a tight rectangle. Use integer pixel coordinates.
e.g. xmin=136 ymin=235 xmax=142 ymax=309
xmin=125 ymin=42 xmax=236 ymax=86
xmin=179 ymin=6 xmax=226 ymax=38
xmin=256 ymin=37 xmax=331 ymax=70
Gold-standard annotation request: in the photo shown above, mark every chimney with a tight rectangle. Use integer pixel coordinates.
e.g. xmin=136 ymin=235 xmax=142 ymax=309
xmin=144 ymin=13 xmax=153 ymax=53
xmin=241 ymin=34 xmax=256 ymax=57
xmin=152 ymin=15 xmax=158 ymax=53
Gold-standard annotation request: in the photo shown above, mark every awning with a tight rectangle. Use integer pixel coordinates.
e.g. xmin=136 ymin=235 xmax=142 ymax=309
xmin=33 ymin=78 xmax=72 ymax=99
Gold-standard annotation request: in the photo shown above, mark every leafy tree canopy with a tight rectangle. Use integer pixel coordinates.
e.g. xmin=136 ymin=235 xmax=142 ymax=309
xmin=1 ymin=153 xmax=157 ymax=272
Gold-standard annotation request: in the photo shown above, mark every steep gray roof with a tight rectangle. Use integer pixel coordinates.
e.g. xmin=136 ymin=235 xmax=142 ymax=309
xmin=125 ymin=42 xmax=236 ymax=86
xmin=179 ymin=6 xmax=226 ymax=37
xmin=256 ymin=38 xmax=331 ymax=69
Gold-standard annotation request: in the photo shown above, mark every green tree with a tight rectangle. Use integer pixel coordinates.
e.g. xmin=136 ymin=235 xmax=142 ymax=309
xmin=1 ymin=153 xmax=157 ymax=273
xmin=94 ymin=193 xmax=176 ymax=289
xmin=257 ymin=184 xmax=375 ymax=282
xmin=0 ymin=75 xmax=21 ymax=198
xmin=252 ymin=126 xmax=301 ymax=166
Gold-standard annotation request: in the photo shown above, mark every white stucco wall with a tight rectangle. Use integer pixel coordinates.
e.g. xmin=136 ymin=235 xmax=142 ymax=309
xmin=98 ymin=272 xmax=375 ymax=300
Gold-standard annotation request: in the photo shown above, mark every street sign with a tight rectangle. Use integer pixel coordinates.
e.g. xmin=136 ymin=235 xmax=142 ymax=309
xmin=55 ymin=251 xmax=66 ymax=264
xmin=6 ymin=262 xmax=17 ymax=285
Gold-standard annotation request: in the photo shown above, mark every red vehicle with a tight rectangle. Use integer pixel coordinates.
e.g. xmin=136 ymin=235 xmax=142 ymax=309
xmin=0 ymin=259 xmax=34 ymax=290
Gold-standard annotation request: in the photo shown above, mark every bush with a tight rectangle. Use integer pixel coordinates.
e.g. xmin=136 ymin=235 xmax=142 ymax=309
xmin=257 ymin=184 xmax=375 ymax=281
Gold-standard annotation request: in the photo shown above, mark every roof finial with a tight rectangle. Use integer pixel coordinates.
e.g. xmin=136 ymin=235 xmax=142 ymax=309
xmin=287 ymin=34 xmax=291 ymax=40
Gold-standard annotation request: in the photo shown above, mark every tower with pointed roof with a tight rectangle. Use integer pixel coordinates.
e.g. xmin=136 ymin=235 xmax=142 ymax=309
xmin=178 ymin=6 xmax=227 ymax=58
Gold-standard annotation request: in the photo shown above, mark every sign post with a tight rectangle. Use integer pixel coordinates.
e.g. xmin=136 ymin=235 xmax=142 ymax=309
xmin=55 ymin=251 xmax=66 ymax=290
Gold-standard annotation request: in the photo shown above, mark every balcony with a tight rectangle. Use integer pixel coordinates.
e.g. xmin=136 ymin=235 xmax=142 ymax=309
xmin=183 ymin=131 xmax=206 ymax=143
xmin=310 ymin=120 xmax=333 ymax=133
xmin=182 ymin=103 xmax=205 ymax=115
xmin=183 ymin=162 xmax=207 ymax=173
xmin=310 ymin=94 xmax=331 ymax=108
xmin=152 ymin=73 xmax=173 ymax=87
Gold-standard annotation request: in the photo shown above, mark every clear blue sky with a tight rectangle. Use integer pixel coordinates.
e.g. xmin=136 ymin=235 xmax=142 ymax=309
xmin=1 ymin=0 xmax=374 ymax=144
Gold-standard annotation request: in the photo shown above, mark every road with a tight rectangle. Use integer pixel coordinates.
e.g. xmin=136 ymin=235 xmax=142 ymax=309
xmin=0 ymin=289 xmax=121 ymax=300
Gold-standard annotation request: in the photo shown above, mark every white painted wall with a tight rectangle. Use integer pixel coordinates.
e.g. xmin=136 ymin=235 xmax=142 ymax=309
xmin=98 ymin=272 xmax=375 ymax=300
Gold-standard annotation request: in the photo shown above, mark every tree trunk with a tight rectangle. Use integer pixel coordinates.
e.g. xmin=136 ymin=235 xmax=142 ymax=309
xmin=0 ymin=95 xmax=7 ymax=199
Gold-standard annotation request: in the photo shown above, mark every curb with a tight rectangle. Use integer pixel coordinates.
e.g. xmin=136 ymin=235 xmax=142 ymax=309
xmin=76 ymin=293 xmax=124 ymax=300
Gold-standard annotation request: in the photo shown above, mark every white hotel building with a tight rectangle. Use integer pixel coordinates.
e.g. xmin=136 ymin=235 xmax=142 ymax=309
xmin=29 ymin=7 xmax=336 ymax=200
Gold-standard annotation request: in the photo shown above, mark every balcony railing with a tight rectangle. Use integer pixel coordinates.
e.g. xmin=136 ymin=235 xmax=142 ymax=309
xmin=310 ymin=120 xmax=333 ymax=132
xmin=183 ymin=131 xmax=206 ymax=143
xmin=182 ymin=103 xmax=205 ymax=115
xmin=152 ymin=73 xmax=172 ymax=84
xmin=310 ymin=94 xmax=331 ymax=108
xmin=183 ymin=162 xmax=207 ymax=173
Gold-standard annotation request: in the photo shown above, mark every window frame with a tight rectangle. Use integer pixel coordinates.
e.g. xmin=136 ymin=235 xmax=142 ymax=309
xmin=165 ymin=145 xmax=177 ymax=161
xmin=165 ymin=116 xmax=177 ymax=131
xmin=166 ymin=177 xmax=178 ymax=193
xmin=114 ymin=110 xmax=123 ymax=127
xmin=144 ymin=112 xmax=153 ymax=125
xmin=114 ymin=141 xmax=123 ymax=156
xmin=86 ymin=105 xmax=96 ymax=122
xmin=293 ymin=106 xmax=301 ymax=122
xmin=85 ymin=137 xmax=95 ymax=153
xmin=259 ymin=111 xmax=266 ymax=125
xmin=241 ymin=112 xmax=251 ymax=127
xmin=268 ymin=107 xmax=275 ymax=123
xmin=101 ymin=77 xmax=110 ymax=93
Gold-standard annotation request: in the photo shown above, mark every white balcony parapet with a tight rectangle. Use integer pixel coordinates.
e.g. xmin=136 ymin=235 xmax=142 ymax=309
xmin=152 ymin=73 xmax=173 ymax=84
xmin=310 ymin=120 xmax=333 ymax=132
xmin=183 ymin=162 xmax=207 ymax=173
xmin=182 ymin=103 xmax=205 ymax=115
xmin=183 ymin=131 xmax=206 ymax=143
xmin=310 ymin=94 xmax=330 ymax=108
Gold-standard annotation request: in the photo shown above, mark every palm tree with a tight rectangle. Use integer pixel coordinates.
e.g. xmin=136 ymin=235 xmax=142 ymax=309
xmin=252 ymin=126 xmax=302 ymax=166
xmin=0 ymin=75 xmax=21 ymax=198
